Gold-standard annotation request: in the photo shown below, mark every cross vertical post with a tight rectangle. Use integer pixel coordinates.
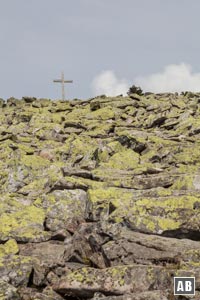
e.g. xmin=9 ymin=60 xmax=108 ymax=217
xmin=61 ymin=72 xmax=65 ymax=101
xmin=53 ymin=72 xmax=73 ymax=101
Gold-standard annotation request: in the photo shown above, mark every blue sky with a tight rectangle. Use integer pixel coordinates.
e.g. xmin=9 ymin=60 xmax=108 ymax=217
xmin=1 ymin=0 xmax=200 ymax=99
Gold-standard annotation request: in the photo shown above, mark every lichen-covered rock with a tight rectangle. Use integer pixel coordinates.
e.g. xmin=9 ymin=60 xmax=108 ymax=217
xmin=86 ymin=186 xmax=200 ymax=236
xmin=90 ymin=291 xmax=171 ymax=300
xmin=1 ymin=94 xmax=200 ymax=298
xmin=102 ymin=226 xmax=200 ymax=267
xmin=91 ymin=290 xmax=200 ymax=299
xmin=0 ymin=255 xmax=32 ymax=287
xmin=0 ymin=205 xmax=50 ymax=242
xmin=45 ymin=189 xmax=87 ymax=234
xmin=0 ymin=239 xmax=19 ymax=258
xmin=0 ymin=280 xmax=20 ymax=300
xmin=52 ymin=264 xmax=175 ymax=298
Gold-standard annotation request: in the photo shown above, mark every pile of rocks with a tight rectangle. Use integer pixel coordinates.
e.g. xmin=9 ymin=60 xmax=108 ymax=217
xmin=0 ymin=92 xmax=200 ymax=299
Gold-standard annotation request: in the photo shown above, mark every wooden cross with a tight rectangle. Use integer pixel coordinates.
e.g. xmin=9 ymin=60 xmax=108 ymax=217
xmin=53 ymin=72 xmax=73 ymax=100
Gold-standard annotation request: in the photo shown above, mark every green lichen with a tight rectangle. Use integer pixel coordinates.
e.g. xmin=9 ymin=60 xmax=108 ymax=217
xmin=137 ymin=216 xmax=156 ymax=232
xmin=18 ymin=144 xmax=35 ymax=154
xmin=174 ymin=145 xmax=200 ymax=165
xmin=147 ymin=266 xmax=154 ymax=280
xmin=69 ymin=271 xmax=85 ymax=283
xmin=108 ymin=266 xmax=128 ymax=277
xmin=157 ymin=217 xmax=181 ymax=231
xmin=135 ymin=195 xmax=200 ymax=210
xmin=0 ymin=205 xmax=45 ymax=239
xmin=84 ymin=123 xmax=114 ymax=137
xmin=68 ymin=267 xmax=90 ymax=283
xmin=66 ymin=106 xmax=90 ymax=121
xmin=18 ymin=178 xmax=47 ymax=196
xmin=99 ymin=148 xmax=139 ymax=170
xmin=171 ymin=175 xmax=194 ymax=190
xmin=86 ymin=106 xmax=115 ymax=120
xmin=88 ymin=187 xmax=133 ymax=206
xmin=156 ymin=188 xmax=173 ymax=197
xmin=21 ymin=154 xmax=50 ymax=170
xmin=0 ymin=239 xmax=19 ymax=258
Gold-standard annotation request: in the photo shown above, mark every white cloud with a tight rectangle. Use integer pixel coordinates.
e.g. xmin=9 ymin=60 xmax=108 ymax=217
xmin=91 ymin=70 xmax=129 ymax=96
xmin=135 ymin=63 xmax=200 ymax=93
xmin=92 ymin=64 xmax=200 ymax=97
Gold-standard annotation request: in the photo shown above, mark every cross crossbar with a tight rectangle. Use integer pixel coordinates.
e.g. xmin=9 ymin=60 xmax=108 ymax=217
xmin=53 ymin=80 xmax=73 ymax=83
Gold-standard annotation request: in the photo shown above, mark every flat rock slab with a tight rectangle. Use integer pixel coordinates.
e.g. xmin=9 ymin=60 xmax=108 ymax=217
xmin=62 ymin=222 xmax=200 ymax=274
xmin=86 ymin=187 xmax=200 ymax=236
xmin=52 ymin=264 xmax=181 ymax=298
xmin=19 ymin=241 xmax=65 ymax=265
xmin=18 ymin=287 xmax=64 ymax=300
xmin=103 ymin=226 xmax=200 ymax=267
xmin=90 ymin=290 xmax=200 ymax=300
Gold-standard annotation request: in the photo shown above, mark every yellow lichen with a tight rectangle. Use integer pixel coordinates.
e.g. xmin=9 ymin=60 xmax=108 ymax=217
xmin=0 ymin=239 xmax=19 ymax=258
xmin=0 ymin=206 xmax=45 ymax=239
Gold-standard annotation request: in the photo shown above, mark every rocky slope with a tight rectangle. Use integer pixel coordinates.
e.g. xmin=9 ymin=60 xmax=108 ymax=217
xmin=0 ymin=92 xmax=200 ymax=299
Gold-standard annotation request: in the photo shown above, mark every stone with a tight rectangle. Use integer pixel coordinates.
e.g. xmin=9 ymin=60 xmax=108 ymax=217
xmin=1 ymin=94 xmax=200 ymax=298
xmin=90 ymin=291 xmax=171 ymax=300
xmin=0 ymin=205 xmax=49 ymax=242
xmin=22 ymin=96 xmax=37 ymax=103
xmin=45 ymin=189 xmax=87 ymax=233
xmin=52 ymin=264 xmax=175 ymax=298
xmin=19 ymin=241 xmax=65 ymax=266
xmin=0 ymin=255 xmax=32 ymax=287
xmin=0 ymin=280 xmax=20 ymax=300
xmin=63 ymin=223 xmax=111 ymax=268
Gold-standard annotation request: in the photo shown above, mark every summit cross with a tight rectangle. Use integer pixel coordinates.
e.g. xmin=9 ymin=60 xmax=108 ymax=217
xmin=53 ymin=72 xmax=73 ymax=100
